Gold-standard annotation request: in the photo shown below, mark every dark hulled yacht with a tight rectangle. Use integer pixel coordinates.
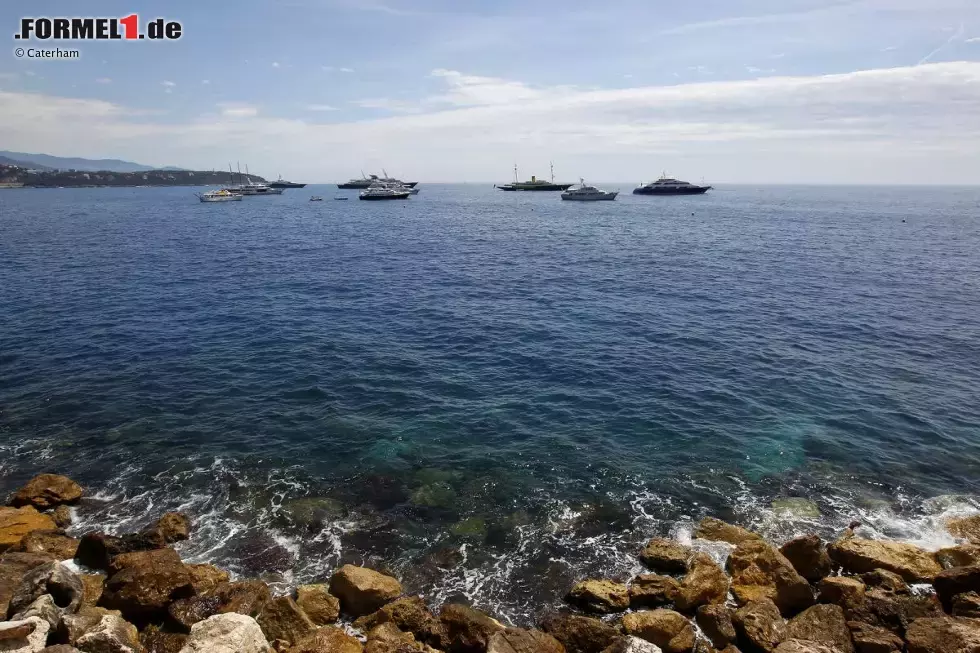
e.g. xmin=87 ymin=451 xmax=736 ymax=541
xmin=633 ymin=174 xmax=712 ymax=195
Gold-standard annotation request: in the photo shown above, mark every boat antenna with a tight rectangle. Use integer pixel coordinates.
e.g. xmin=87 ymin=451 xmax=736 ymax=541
xmin=237 ymin=162 xmax=242 ymax=186
xmin=551 ymin=161 xmax=555 ymax=183
xmin=383 ymin=168 xmax=389 ymax=178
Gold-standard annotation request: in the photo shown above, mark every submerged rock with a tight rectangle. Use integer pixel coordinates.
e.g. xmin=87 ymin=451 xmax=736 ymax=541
xmin=639 ymin=539 xmax=691 ymax=574
xmin=566 ymin=580 xmax=630 ymax=614
xmin=177 ymin=613 xmax=273 ymax=653
xmin=440 ymin=604 xmax=505 ymax=653
xmin=0 ymin=507 xmax=57 ymax=553
xmin=904 ymin=615 xmax=980 ymax=653
xmin=778 ymin=536 xmax=832 ymax=583
xmin=826 ymin=538 xmax=941 ymax=583
xmin=621 ymin=610 xmax=695 ymax=653
xmin=674 ymin=553 xmax=729 ymax=613
xmin=8 ymin=475 xmax=83 ymax=511
xmin=410 ymin=483 xmax=458 ymax=510
xmin=540 ymin=613 xmax=621 ymax=653
xmin=694 ymin=518 xmax=762 ymax=546
xmin=770 ymin=499 xmax=820 ymax=520
xmin=330 ymin=565 xmax=403 ymax=617
xmin=630 ymin=575 xmax=679 ymax=609
xmin=728 ymin=540 xmax=813 ymax=616
xmin=733 ymin=599 xmax=786 ymax=653
xmin=295 ymin=584 xmax=340 ymax=625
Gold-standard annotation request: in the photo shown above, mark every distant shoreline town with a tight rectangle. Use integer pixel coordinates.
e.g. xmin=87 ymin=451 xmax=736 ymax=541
xmin=0 ymin=164 xmax=263 ymax=189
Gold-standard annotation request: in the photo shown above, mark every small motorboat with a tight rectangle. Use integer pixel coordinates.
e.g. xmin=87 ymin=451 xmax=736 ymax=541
xmin=561 ymin=179 xmax=618 ymax=201
xmin=334 ymin=196 xmax=349 ymax=201
xmin=310 ymin=196 xmax=323 ymax=202
xmin=196 ymin=189 xmax=242 ymax=203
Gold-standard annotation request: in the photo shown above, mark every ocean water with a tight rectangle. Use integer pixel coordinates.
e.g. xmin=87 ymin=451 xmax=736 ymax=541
xmin=1 ymin=183 xmax=979 ymax=623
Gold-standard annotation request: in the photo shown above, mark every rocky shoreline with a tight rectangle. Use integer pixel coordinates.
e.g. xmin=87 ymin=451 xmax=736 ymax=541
xmin=1 ymin=474 xmax=979 ymax=653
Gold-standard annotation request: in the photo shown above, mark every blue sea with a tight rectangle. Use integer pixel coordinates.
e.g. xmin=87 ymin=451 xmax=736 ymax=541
xmin=1 ymin=183 xmax=979 ymax=622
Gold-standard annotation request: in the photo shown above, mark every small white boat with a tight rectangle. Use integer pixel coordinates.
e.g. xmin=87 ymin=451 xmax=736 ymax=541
xmin=196 ymin=189 xmax=242 ymax=203
xmin=310 ymin=196 xmax=323 ymax=202
xmin=561 ymin=179 xmax=618 ymax=201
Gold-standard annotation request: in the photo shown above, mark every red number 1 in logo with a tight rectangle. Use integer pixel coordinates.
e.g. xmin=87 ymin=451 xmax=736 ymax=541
xmin=120 ymin=14 xmax=138 ymax=39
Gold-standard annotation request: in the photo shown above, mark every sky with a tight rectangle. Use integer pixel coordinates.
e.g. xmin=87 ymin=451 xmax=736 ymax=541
xmin=1 ymin=0 xmax=980 ymax=184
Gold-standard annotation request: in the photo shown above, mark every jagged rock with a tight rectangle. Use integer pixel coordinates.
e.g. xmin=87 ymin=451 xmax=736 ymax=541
xmin=177 ymin=613 xmax=273 ymax=653
xmin=816 ymin=578 xmax=864 ymax=609
xmin=728 ymin=540 xmax=813 ymax=616
xmin=621 ymin=610 xmax=695 ymax=653
xmin=486 ymin=627 xmax=566 ymax=653
xmin=107 ymin=547 xmax=183 ymax=576
xmin=73 ymin=533 xmax=161 ymax=572
xmin=100 ymin=549 xmax=193 ymax=621
xmin=41 ymin=646 xmax=83 ymax=653
xmin=365 ymin=622 xmax=424 ymax=653
xmin=826 ymin=538 xmax=941 ymax=583
xmin=329 ymin=565 xmax=402 ymax=617
xmin=185 ymin=564 xmax=228 ymax=595
xmin=287 ymin=626 xmax=364 ymax=653
xmin=11 ymin=594 xmax=62 ymax=630
xmin=256 ymin=596 xmax=317 ymax=646
xmin=733 ymin=599 xmax=786 ymax=653
xmin=9 ymin=562 xmax=84 ymax=617
xmin=946 ymin=515 xmax=980 ymax=545
xmin=0 ymin=616 xmax=49 ymax=653
xmin=0 ymin=552 xmax=58 ymax=617
xmin=153 ymin=513 xmax=191 ymax=544
xmin=566 ymin=580 xmax=630 ymax=614
xmin=858 ymin=571 xmax=906 ymax=595
xmin=845 ymin=588 xmax=942 ymax=639
xmin=58 ymin=607 xmax=123 ymax=646
xmin=140 ymin=624 xmax=187 ymax=653
xmin=600 ymin=636 xmax=662 ymax=653
xmin=167 ymin=580 xmax=271 ymax=632
xmin=935 ymin=544 xmax=980 ymax=569
xmin=779 ymin=537 xmax=832 ymax=583
xmin=694 ymin=518 xmax=762 ymax=546
xmin=951 ymin=591 xmax=980 ymax=618
xmin=79 ymin=575 xmax=104 ymax=607
xmin=540 ymin=613 xmax=621 ymax=653
xmin=784 ymin=605 xmax=852 ymax=653
xmin=51 ymin=507 xmax=72 ymax=530
xmin=0 ymin=507 xmax=58 ymax=553
xmin=846 ymin=621 xmax=902 ymax=653
xmin=904 ymin=615 xmax=980 ymax=653
xmin=630 ymin=575 xmax=679 ymax=609
xmin=9 ymin=475 xmax=83 ymax=510
xmin=696 ymin=605 xmax=736 ymax=650
xmin=674 ymin=554 xmax=729 ymax=612
xmin=353 ymin=596 xmax=441 ymax=644
xmin=11 ymin=530 xmax=79 ymax=560
xmin=74 ymin=613 xmax=140 ymax=653
xmin=639 ymin=539 xmax=691 ymax=574
xmin=440 ymin=604 xmax=505 ymax=653
xmin=771 ymin=642 xmax=837 ymax=653
xmin=933 ymin=565 xmax=980 ymax=610
xmin=295 ymin=584 xmax=340 ymax=625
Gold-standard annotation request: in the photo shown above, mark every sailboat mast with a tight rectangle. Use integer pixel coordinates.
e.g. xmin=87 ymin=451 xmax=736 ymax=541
xmin=551 ymin=161 xmax=555 ymax=183
xmin=514 ymin=164 xmax=518 ymax=183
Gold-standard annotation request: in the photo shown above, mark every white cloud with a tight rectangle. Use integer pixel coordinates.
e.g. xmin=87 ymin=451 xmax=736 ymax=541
xmin=3 ymin=62 xmax=980 ymax=183
xmin=272 ymin=62 xmax=280 ymax=68
xmin=25 ymin=71 xmax=36 ymax=77
xmin=162 ymin=80 xmax=176 ymax=94
xmin=306 ymin=104 xmax=339 ymax=111
xmin=965 ymin=37 xmax=980 ymax=43
xmin=339 ymin=67 xmax=354 ymax=73
xmin=95 ymin=78 xmax=112 ymax=84
xmin=201 ymin=80 xmax=210 ymax=85
xmin=746 ymin=66 xmax=775 ymax=74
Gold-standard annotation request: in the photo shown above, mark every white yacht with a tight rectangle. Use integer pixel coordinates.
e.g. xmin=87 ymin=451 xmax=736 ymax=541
xmin=359 ymin=183 xmax=411 ymax=200
xmin=196 ymin=189 xmax=242 ymax=203
xmin=226 ymin=176 xmax=283 ymax=195
xmin=561 ymin=179 xmax=618 ymax=201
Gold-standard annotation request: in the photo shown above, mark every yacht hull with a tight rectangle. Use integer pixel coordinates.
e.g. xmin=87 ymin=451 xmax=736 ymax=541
xmin=498 ymin=183 xmax=573 ymax=191
xmin=561 ymin=194 xmax=617 ymax=201
xmin=359 ymin=193 xmax=411 ymax=200
xmin=269 ymin=182 xmax=306 ymax=188
xmin=633 ymin=186 xmax=711 ymax=195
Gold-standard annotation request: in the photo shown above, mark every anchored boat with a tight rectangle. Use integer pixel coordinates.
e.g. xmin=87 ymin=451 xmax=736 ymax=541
xmin=497 ymin=163 xmax=572 ymax=191
xmin=633 ymin=173 xmax=712 ymax=195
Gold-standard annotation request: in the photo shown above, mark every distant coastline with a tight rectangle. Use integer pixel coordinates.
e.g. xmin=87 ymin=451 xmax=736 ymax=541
xmin=0 ymin=164 xmax=264 ymax=189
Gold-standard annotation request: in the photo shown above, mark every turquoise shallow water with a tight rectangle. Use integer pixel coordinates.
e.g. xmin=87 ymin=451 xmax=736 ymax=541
xmin=1 ymin=183 xmax=979 ymax=621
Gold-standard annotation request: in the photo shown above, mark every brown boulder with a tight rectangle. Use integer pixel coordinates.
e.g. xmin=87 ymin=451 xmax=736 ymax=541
xmin=0 ymin=551 xmax=58 ymax=617
xmin=0 ymin=506 xmax=57 ymax=552
xmin=935 ymin=544 xmax=980 ymax=569
xmin=329 ymin=565 xmax=403 ymax=617
xmin=74 ymin=531 xmax=162 ymax=571
xmin=675 ymin=553 xmax=729 ymax=612
xmin=40 ymin=647 xmax=83 ymax=653
xmin=52 ymin=506 xmax=72 ymax=529
xmin=695 ymin=518 xmax=762 ymax=546
xmin=622 ymin=609 xmax=696 ymax=653
xmin=733 ymin=599 xmax=786 ymax=653
xmin=858 ymin=571 xmax=906 ymax=595
xmin=186 ymin=564 xmax=229 ymax=595
xmin=257 ymin=596 xmax=317 ymax=646
xmin=816 ymin=578 xmax=865 ymax=609
xmin=933 ymin=565 xmax=980 ymax=610
xmin=107 ymin=546 xmax=182 ymax=576
xmin=366 ymin=622 xmax=426 ymax=653
xmin=153 ymin=512 xmax=191 ymax=544
xmin=540 ymin=613 xmax=621 ymax=653
xmin=946 ymin=515 xmax=980 ymax=545
xmin=784 ymin=605 xmax=852 ymax=653
xmin=630 ymin=575 xmax=679 ymax=609
xmin=80 ymin=574 xmax=105 ymax=607
xmin=772 ymin=642 xmax=837 ymax=653
xmin=845 ymin=588 xmax=942 ymax=639
xmin=905 ymin=615 xmax=980 ymax=653
xmin=8 ymin=561 xmax=84 ymax=617
xmin=296 ymin=584 xmax=340 ymax=625
xmin=353 ymin=596 xmax=442 ymax=644
xmin=566 ymin=580 xmax=630 ymax=614
xmin=951 ymin=591 xmax=980 ymax=618
xmin=8 ymin=474 xmax=83 ymax=510
xmin=600 ymin=636 xmax=665 ymax=653
xmin=639 ymin=539 xmax=691 ymax=574
xmin=487 ymin=627 xmax=566 ymax=653
xmin=12 ymin=529 xmax=79 ymax=560
xmin=846 ymin=621 xmax=902 ymax=653
xmin=141 ymin=624 xmax=188 ymax=653
xmin=167 ymin=579 xmax=271 ymax=632
xmin=74 ymin=612 xmax=141 ymax=653
xmin=100 ymin=548 xmax=194 ymax=621
xmin=826 ymin=538 xmax=941 ymax=583
xmin=440 ymin=603 xmax=505 ymax=653
xmin=696 ymin=605 xmax=736 ymax=650
xmin=288 ymin=626 xmax=364 ymax=653
xmin=779 ymin=537 xmax=833 ymax=583
xmin=728 ymin=540 xmax=814 ymax=616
